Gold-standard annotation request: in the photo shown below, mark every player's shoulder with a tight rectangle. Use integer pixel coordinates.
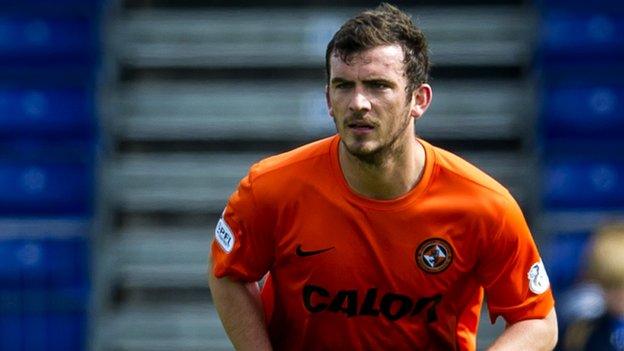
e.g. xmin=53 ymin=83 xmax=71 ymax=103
xmin=426 ymin=140 xmax=513 ymax=204
xmin=248 ymin=135 xmax=336 ymax=182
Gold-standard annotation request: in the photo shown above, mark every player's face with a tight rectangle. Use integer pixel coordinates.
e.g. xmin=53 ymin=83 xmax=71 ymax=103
xmin=326 ymin=45 xmax=430 ymax=161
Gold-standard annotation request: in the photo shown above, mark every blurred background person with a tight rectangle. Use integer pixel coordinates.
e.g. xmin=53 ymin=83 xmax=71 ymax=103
xmin=561 ymin=223 xmax=624 ymax=351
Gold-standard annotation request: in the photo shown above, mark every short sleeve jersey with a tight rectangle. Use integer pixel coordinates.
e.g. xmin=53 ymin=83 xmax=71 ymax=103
xmin=212 ymin=135 xmax=554 ymax=351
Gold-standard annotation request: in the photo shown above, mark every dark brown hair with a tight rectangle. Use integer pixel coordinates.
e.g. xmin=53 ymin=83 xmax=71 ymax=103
xmin=325 ymin=3 xmax=430 ymax=94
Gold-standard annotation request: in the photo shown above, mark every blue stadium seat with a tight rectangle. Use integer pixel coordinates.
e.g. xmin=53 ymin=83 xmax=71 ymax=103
xmin=0 ymin=218 xmax=89 ymax=350
xmin=541 ymin=83 xmax=623 ymax=139
xmin=0 ymin=139 xmax=97 ymax=162
xmin=538 ymin=10 xmax=624 ymax=62
xmin=0 ymin=287 xmax=89 ymax=316
xmin=542 ymin=230 xmax=592 ymax=291
xmin=0 ymin=310 xmax=87 ymax=351
xmin=535 ymin=0 xmax=624 ymax=11
xmin=0 ymin=237 xmax=88 ymax=288
xmin=0 ymin=0 xmax=98 ymax=4
xmin=543 ymin=157 xmax=624 ymax=209
xmin=0 ymin=0 xmax=101 ymax=14
xmin=0 ymin=162 xmax=93 ymax=215
xmin=0 ymin=15 xmax=97 ymax=64
xmin=0 ymin=63 xmax=97 ymax=85
xmin=0 ymin=87 xmax=95 ymax=138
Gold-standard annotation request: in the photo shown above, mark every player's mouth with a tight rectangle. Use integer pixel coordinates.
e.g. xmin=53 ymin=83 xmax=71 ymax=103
xmin=347 ymin=121 xmax=375 ymax=135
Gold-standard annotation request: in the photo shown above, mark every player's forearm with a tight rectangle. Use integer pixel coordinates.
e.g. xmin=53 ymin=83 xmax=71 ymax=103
xmin=487 ymin=308 xmax=558 ymax=351
xmin=208 ymin=261 xmax=272 ymax=350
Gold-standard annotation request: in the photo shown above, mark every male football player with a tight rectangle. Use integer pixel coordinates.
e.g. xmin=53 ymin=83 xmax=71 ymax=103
xmin=209 ymin=3 xmax=557 ymax=350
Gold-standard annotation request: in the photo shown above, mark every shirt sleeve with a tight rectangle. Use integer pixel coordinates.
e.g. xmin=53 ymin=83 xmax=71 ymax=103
xmin=211 ymin=166 xmax=275 ymax=282
xmin=477 ymin=197 xmax=555 ymax=324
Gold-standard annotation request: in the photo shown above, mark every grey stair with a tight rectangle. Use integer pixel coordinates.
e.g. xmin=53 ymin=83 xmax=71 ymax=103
xmin=100 ymin=303 xmax=232 ymax=351
xmin=107 ymin=153 xmax=267 ymax=212
xmin=113 ymin=7 xmax=531 ymax=68
xmin=114 ymin=80 xmax=527 ymax=141
xmin=115 ymin=228 xmax=212 ymax=288
xmin=109 ymin=152 xmax=529 ymax=214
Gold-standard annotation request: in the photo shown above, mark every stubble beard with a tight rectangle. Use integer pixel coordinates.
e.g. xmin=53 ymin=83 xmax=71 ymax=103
xmin=338 ymin=106 xmax=414 ymax=167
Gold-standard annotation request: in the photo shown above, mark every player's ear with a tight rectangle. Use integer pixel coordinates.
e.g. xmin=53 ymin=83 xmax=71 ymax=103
xmin=325 ymin=85 xmax=334 ymax=117
xmin=410 ymin=83 xmax=432 ymax=120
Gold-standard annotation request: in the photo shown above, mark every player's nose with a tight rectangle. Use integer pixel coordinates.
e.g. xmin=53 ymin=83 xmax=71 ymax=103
xmin=348 ymin=89 xmax=372 ymax=113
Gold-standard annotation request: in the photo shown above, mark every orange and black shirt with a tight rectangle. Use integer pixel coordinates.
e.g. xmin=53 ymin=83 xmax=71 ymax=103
xmin=212 ymin=135 xmax=554 ymax=351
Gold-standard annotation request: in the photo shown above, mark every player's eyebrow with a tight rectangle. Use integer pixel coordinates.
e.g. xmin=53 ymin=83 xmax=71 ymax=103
xmin=330 ymin=77 xmax=395 ymax=86
xmin=363 ymin=78 xmax=395 ymax=87
xmin=330 ymin=77 xmax=351 ymax=85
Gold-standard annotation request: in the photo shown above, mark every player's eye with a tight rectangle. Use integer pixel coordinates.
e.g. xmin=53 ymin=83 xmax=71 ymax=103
xmin=369 ymin=81 xmax=390 ymax=89
xmin=334 ymin=82 xmax=353 ymax=89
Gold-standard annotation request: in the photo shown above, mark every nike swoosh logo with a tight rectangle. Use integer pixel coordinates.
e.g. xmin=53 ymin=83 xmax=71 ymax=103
xmin=296 ymin=245 xmax=335 ymax=257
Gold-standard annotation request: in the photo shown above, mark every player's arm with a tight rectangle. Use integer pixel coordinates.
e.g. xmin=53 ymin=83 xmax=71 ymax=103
xmin=487 ymin=308 xmax=558 ymax=351
xmin=479 ymin=198 xmax=558 ymax=350
xmin=207 ymin=246 xmax=272 ymax=351
xmin=210 ymin=168 xmax=275 ymax=349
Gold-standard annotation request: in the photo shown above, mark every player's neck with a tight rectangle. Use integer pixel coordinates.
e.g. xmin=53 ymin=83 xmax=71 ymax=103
xmin=339 ymin=135 xmax=425 ymax=200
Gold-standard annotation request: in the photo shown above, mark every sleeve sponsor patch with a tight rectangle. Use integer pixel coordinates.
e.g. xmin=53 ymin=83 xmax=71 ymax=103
xmin=215 ymin=218 xmax=235 ymax=253
xmin=527 ymin=260 xmax=550 ymax=294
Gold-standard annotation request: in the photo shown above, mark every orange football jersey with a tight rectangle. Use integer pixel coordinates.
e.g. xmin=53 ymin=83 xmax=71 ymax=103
xmin=212 ymin=135 xmax=554 ymax=350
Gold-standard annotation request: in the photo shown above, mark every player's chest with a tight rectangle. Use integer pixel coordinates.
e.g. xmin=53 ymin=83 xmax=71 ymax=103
xmin=273 ymin=205 xmax=480 ymax=296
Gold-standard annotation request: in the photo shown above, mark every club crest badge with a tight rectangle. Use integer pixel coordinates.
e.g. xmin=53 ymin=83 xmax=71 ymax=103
xmin=416 ymin=238 xmax=453 ymax=274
